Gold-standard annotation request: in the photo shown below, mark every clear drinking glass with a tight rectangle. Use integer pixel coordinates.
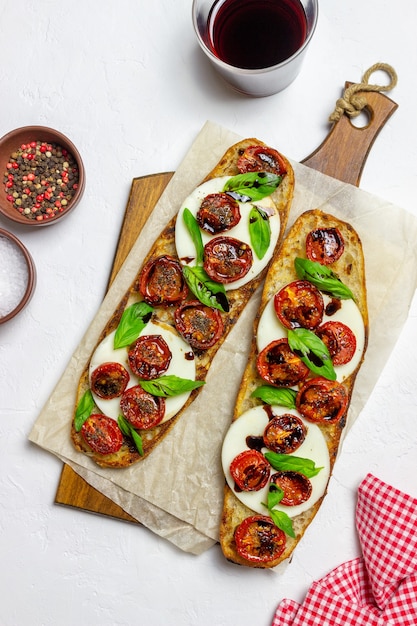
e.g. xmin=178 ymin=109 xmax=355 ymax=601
xmin=192 ymin=0 xmax=318 ymax=97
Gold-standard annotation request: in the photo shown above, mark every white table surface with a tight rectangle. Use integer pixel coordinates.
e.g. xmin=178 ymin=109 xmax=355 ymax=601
xmin=1 ymin=1 xmax=417 ymax=625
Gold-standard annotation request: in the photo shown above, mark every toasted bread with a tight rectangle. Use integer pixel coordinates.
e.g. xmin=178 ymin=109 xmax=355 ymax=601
xmin=71 ymin=139 xmax=295 ymax=468
xmin=219 ymin=209 xmax=368 ymax=567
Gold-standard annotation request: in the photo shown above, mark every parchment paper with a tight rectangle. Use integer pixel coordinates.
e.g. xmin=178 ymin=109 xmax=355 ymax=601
xmin=29 ymin=121 xmax=417 ymax=555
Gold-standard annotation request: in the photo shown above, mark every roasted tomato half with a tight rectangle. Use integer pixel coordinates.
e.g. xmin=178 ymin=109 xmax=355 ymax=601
xmin=196 ymin=192 xmax=241 ymax=234
xmin=296 ymin=377 xmax=348 ymax=424
xmin=257 ymin=339 xmax=310 ymax=388
xmin=234 ymin=515 xmax=286 ymax=565
xmin=230 ymin=449 xmax=270 ymax=492
xmin=237 ymin=145 xmax=288 ymax=177
xmin=139 ymin=255 xmax=188 ymax=305
xmin=274 ymin=280 xmax=324 ymax=330
xmin=174 ymin=300 xmax=224 ymax=350
xmin=204 ymin=236 xmax=253 ymax=284
xmin=270 ymin=471 xmax=313 ymax=507
xmin=263 ymin=413 xmax=307 ymax=454
xmin=80 ymin=414 xmax=123 ymax=456
xmin=128 ymin=334 xmax=172 ymax=380
xmin=316 ymin=321 xmax=356 ymax=366
xmin=306 ymin=227 xmax=345 ymax=265
xmin=120 ymin=385 xmax=165 ymax=429
xmin=90 ymin=362 xmax=130 ymax=399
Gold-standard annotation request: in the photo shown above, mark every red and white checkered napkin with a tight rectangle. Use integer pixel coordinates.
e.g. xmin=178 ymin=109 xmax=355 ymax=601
xmin=272 ymin=473 xmax=417 ymax=626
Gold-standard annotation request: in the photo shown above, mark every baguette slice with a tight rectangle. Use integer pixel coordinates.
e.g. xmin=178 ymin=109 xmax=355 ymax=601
xmin=71 ymin=139 xmax=295 ymax=468
xmin=219 ymin=209 xmax=369 ymax=568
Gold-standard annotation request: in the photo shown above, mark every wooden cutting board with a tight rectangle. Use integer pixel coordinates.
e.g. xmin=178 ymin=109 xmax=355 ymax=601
xmin=55 ymin=84 xmax=398 ymax=524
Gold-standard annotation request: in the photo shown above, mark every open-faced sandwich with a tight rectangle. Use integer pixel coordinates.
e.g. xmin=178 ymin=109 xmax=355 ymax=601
xmin=71 ymin=140 xmax=295 ymax=467
xmin=220 ymin=209 xmax=368 ymax=567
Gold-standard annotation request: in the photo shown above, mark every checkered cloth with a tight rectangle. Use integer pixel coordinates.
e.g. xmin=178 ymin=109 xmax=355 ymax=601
xmin=272 ymin=474 xmax=417 ymax=625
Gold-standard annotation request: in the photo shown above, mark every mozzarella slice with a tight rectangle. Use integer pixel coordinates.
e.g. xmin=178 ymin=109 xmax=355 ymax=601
xmin=221 ymin=405 xmax=330 ymax=518
xmin=89 ymin=320 xmax=196 ymax=423
xmin=175 ymin=176 xmax=281 ymax=291
xmin=257 ymin=293 xmax=365 ymax=382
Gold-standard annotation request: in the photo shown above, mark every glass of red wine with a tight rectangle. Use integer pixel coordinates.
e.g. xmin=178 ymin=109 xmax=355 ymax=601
xmin=192 ymin=0 xmax=318 ymax=97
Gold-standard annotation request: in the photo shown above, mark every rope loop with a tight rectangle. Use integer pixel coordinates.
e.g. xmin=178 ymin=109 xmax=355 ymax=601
xmin=329 ymin=62 xmax=398 ymax=123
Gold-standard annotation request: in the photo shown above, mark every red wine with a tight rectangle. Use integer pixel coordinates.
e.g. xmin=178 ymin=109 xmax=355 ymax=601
xmin=208 ymin=0 xmax=307 ymax=70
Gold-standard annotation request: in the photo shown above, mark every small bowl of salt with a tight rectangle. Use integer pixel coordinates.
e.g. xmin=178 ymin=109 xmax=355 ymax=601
xmin=0 ymin=228 xmax=36 ymax=323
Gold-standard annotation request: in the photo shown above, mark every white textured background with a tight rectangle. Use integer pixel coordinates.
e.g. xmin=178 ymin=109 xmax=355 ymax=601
xmin=1 ymin=1 xmax=417 ymax=625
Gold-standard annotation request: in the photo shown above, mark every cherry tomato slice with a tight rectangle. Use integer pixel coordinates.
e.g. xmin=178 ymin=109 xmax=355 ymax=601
xmin=263 ymin=413 xmax=307 ymax=454
xmin=274 ymin=280 xmax=324 ymax=330
xmin=306 ymin=227 xmax=345 ymax=265
xmin=138 ymin=255 xmax=188 ymax=305
xmin=316 ymin=321 xmax=357 ymax=366
xmin=230 ymin=449 xmax=270 ymax=492
xmin=128 ymin=334 xmax=172 ymax=380
xmin=296 ymin=376 xmax=348 ymax=424
xmin=256 ymin=339 xmax=310 ymax=388
xmin=270 ymin=471 xmax=312 ymax=506
xmin=120 ymin=385 xmax=165 ymax=429
xmin=174 ymin=300 xmax=224 ymax=350
xmin=196 ymin=192 xmax=241 ymax=234
xmin=90 ymin=362 xmax=130 ymax=399
xmin=234 ymin=515 xmax=286 ymax=565
xmin=81 ymin=414 xmax=123 ymax=456
xmin=203 ymin=236 xmax=253 ymax=284
xmin=237 ymin=145 xmax=288 ymax=177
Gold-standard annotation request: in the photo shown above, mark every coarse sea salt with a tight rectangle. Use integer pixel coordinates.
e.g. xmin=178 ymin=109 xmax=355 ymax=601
xmin=0 ymin=234 xmax=29 ymax=318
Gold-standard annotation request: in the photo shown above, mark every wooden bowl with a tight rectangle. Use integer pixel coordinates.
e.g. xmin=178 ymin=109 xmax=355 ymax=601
xmin=0 ymin=126 xmax=85 ymax=226
xmin=0 ymin=228 xmax=36 ymax=323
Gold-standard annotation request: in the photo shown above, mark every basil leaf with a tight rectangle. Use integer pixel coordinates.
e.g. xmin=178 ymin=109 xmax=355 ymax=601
xmin=288 ymin=328 xmax=336 ymax=380
xmin=249 ymin=206 xmax=271 ymax=260
xmin=117 ymin=414 xmax=132 ymax=438
xmin=223 ymin=172 xmax=282 ymax=202
xmin=182 ymin=265 xmax=229 ymax=312
xmin=269 ymin=508 xmax=296 ymax=539
xmin=183 ymin=207 xmax=204 ymax=265
xmin=114 ymin=301 xmax=153 ymax=349
xmin=295 ymin=257 xmax=354 ymax=300
xmin=265 ymin=452 xmax=324 ymax=478
xmin=139 ymin=375 xmax=205 ymax=397
xmin=262 ymin=485 xmax=295 ymax=538
xmin=251 ymin=385 xmax=297 ymax=408
xmin=74 ymin=389 xmax=95 ymax=432
xmin=267 ymin=484 xmax=284 ymax=509
xmin=130 ymin=429 xmax=145 ymax=456
xmin=118 ymin=414 xmax=144 ymax=456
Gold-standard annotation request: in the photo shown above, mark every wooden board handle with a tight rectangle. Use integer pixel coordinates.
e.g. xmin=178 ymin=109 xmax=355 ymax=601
xmin=301 ymin=82 xmax=398 ymax=186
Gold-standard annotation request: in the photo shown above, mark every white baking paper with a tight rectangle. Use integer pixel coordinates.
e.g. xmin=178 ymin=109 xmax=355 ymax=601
xmin=29 ymin=121 xmax=417 ymax=555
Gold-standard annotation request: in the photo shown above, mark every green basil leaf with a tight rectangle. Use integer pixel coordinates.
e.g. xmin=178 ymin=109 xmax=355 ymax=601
xmin=139 ymin=375 xmax=205 ymax=397
xmin=267 ymin=484 xmax=284 ymax=509
xmin=183 ymin=207 xmax=204 ymax=265
xmin=269 ymin=508 xmax=296 ymax=539
xmin=294 ymin=257 xmax=354 ymax=300
xmin=223 ymin=172 xmax=282 ymax=202
xmin=288 ymin=328 xmax=336 ymax=380
xmin=114 ymin=301 xmax=153 ymax=349
xmin=182 ymin=265 xmax=229 ymax=312
xmin=249 ymin=206 xmax=271 ymax=260
xmin=118 ymin=414 xmax=144 ymax=456
xmin=251 ymin=385 xmax=297 ymax=408
xmin=130 ymin=429 xmax=145 ymax=456
xmin=262 ymin=484 xmax=295 ymax=538
xmin=74 ymin=389 xmax=95 ymax=432
xmin=265 ymin=451 xmax=324 ymax=478
xmin=117 ymin=414 xmax=131 ymax=438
